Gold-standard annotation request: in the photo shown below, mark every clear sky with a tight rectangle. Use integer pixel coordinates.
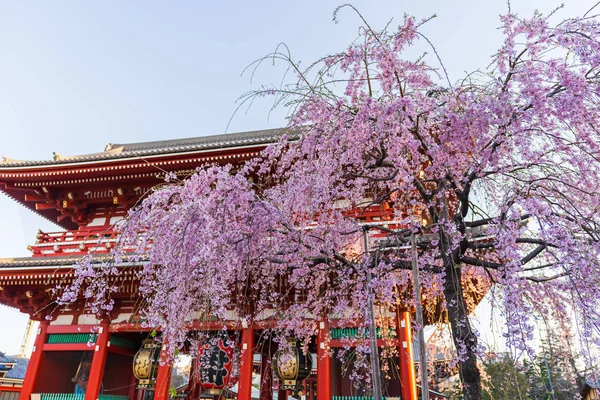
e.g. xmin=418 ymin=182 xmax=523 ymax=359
xmin=0 ymin=0 xmax=596 ymax=355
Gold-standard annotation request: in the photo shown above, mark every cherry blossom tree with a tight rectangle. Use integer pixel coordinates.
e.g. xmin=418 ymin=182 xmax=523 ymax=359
xmin=62 ymin=4 xmax=600 ymax=400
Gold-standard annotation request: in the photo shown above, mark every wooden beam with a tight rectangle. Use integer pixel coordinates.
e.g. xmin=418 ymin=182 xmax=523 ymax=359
xmin=43 ymin=343 xmax=94 ymax=352
xmin=35 ymin=202 xmax=57 ymax=211
xmin=48 ymin=325 xmax=99 ymax=334
xmin=24 ymin=194 xmax=47 ymax=202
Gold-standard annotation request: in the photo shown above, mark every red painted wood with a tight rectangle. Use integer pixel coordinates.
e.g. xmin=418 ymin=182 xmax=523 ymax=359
xmin=0 ymin=386 xmax=22 ymax=392
xmin=327 ymin=339 xmax=391 ymax=348
xmin=397 ymin=310 xmax=417 ymax=400
xmin=259 ymin=350 xmax=273 ymax=400
xmin=238 ymin=328 xmax=254 ymax=400
xmin=317 ymin=319 xmax=332 ymax=400
xmin=111 ymin=319 xmax=366 ymax=333
xmin=42 ymin=343 xmax=93 ymax=352
xmin=47 ymin=325 xmax=98 ymax=334
xmin=19 ymin=319 xmax=48 ymax=400
xmin=111 ymin=320 xmax=243 ymax=333
xmin=85 ymin=320 xmax=110 ymax=400
xmin=186 ymin=352 xmax=200 ymax=400
xmin=154 ymin=346 xmax=171 ymax=400
xmin=128 ymin=366 xmax=137 ymax=400
xmin=277 ymin=388 xmax=288 ymax=400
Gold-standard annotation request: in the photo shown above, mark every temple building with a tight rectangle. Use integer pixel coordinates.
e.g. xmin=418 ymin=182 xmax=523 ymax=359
xmin=0 ymin=128 xmax=471 ymax=400
xmin=0 ymin=351 xmax=28 ymax=400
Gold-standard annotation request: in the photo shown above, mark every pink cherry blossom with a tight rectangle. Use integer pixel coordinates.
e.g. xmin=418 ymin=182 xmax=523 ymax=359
xmin=60 ymin=5 xmax=600 ymax=399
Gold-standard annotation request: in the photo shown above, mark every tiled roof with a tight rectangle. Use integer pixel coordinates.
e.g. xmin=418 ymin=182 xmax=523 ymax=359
xmin=107 ymin=128 xmax=288 ymax=152
xmin=0 ymin=352 xmax=14 ymax=365
xmin=0 ymin=128 xmax=290 ymax=168
xmin=0 ymin=254 xmax=148 ymax=269
xmin=0 ymin=255 xmax=84 ymax=268
xmin=4 ymin=356 xmax=28 ymax=379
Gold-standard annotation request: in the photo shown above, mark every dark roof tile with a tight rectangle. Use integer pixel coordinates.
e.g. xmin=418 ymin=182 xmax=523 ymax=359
xmin=0 ymin=256 xmax=83 ymax=268
xmin=0 ymin=128 xmax=291 ymax=168
xmin=5 ymin=356 xmax=29 ymax=379
xmin=0 ymin=352 xmax=15 ymax=364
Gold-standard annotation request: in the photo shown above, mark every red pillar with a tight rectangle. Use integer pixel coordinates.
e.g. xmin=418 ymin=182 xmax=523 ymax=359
xmin=186 ymin=353 xmax=199 ymax=400
xmin=85 ymin=320 xmax=110 ymax=400
xmin=317 ymin=319 xmax=331 ymax=400
xmin=238 ymin=327 xmax=255 ymax=400
xmin=128 ymin=366 xmax=137 ymax=400
xmin=154 ymin=345 xmax=172 ymax=400
xmin=397 ymin=310 xmax=417 ymax=400
xmin=19 ymin=319 xmax=49 ymax=400
xmin=277 ymin=388 xmax=288 ymax=400
xmin=259 ymin=349 xmax=273 ymax=400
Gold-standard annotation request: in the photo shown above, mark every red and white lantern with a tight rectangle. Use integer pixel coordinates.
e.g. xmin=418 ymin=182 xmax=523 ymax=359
xmin=195 ymin=335 xmax=237 ymax=396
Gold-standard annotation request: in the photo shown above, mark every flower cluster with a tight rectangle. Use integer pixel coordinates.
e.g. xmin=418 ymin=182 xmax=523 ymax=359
xmin=62 ymin=6 xmax=600 ymax=397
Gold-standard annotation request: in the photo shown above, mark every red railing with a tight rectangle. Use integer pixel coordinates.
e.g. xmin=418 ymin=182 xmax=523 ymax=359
xmin=27 ymin=203 xmax=410 ymax=258
xmin=28 ymin=228 xmax=118 ymax=257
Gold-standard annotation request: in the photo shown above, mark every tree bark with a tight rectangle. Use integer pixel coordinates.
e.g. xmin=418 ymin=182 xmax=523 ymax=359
xmin=443 ymin=258 xmax=482 ymax=400
xmin=437 ymin=181 xmax=482 ymax=400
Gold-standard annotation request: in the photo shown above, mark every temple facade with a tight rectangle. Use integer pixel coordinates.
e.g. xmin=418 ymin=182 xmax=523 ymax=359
xmin=0 ymin=128 xmax=460 ymax=400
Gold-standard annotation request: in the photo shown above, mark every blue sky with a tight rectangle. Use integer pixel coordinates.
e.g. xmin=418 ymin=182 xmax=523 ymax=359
xmin=0 ymin=0 xmax=596 ymax=355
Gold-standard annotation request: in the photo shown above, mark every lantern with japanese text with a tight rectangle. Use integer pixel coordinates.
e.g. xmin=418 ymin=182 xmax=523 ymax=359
xmin=133 ymin=339 xmax=161 ymax=389
xmin=272 ymin=340 xmax=313 ymax=392
xmin=195 ymin=334 xmax=237 ymax=395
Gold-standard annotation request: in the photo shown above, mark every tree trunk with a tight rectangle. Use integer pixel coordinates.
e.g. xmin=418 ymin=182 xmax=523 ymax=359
xmin=443 ymin=259 xmax=482 ymax=400
xmin=435 ymin=180 xmax=482 ymax=400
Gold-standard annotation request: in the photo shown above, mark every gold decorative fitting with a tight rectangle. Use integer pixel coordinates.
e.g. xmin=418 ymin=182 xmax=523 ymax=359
xmin=62 ymin=200 xmax=68 ymax=208
xmin=113 ymin=196 xmax=119 ymax=205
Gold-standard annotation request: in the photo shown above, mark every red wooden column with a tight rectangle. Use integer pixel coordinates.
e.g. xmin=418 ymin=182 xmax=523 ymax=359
xmin=85 ymin=320 xmax=110 ymax=400
xmin=259 ymin=349 xmax=273 ymax=400
xmin=317 ymin=319 xmax=331 ymax=400
xmin=186 ymin=352 xmax=200 ymax=400
xmin=238 ymin=327 xmax=255 ymax=400
xmin=397 ymin=310 xmax=417 ymax=400
xmin=127 ymin=366 xmax=137 ymax=400
xmin=277 ymin=388 xmax=288 ymax=400
xmin=19 ymin=319 xmax=49 ymax=400
xmin=154 ymin=344 xmax=172 ymax=400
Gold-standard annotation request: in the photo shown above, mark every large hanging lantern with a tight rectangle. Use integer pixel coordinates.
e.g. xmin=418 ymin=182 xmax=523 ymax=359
xmin=195 ymin=334 xmax=237 ymax=396
xmin=133 ymin=339 xmax=161 ymax=389
xmin=273 ymin=340 xmax=313 ymax=391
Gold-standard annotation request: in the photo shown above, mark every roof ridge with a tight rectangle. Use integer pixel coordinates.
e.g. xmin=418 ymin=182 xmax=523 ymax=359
xmin=0 ymin=127 xmax=291 ymax=168
xmin=109 ymin=127 xmax=286 ymax=151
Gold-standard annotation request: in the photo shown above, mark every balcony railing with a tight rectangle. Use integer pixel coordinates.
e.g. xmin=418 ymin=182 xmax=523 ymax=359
xmin=0 ymin=377 xmax=23 ymax=388
xmin=28 ymin=229 xmax=118 ymax=257
xmin=33 ymin=394 xmax=129 ymax=400
xmin=332 ymin=397 xmax=399 ymax=400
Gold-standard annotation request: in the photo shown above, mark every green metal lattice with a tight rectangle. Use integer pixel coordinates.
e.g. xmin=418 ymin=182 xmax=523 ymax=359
xmin=39 ymin=394 xmax=84 ymax=400
xmin=329 ymin=327 xmax=397 ymax=340
xmin=38 ymin=394 xmax=128 ymax=400
xmin=46 ymin=333 xmax=97 ymax=344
